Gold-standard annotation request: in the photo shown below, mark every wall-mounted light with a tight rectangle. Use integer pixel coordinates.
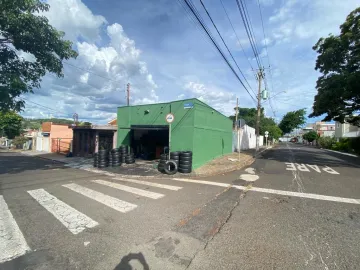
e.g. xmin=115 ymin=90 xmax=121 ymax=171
xmin=144 ymin=110 xmax=150 ymax=114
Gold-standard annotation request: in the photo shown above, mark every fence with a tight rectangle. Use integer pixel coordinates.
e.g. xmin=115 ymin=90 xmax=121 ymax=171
xmin=51 ymin=138 xmax=72 ymax=154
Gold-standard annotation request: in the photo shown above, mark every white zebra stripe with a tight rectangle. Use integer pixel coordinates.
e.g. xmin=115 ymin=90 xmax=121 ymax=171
xmin=112 ymin=177 xmax=182 ymax=191
xmin=92 ymin=180 xmax=164 ymax=199
xmin=62 ymin=183 xmax=137 ymax=213
xmin=0 ymin=196 xmax=31 ymax=263
xmin=27 ymin=189 xmax=98 ymax=235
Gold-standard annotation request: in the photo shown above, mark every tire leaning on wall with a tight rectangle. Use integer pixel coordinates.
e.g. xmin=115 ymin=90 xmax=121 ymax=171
xmin=164 ymin=160 xmax=178 ymax=175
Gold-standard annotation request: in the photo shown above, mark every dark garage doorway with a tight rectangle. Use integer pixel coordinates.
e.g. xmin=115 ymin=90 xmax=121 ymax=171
xmin=130 ymin=125 xmax=169 ymax=160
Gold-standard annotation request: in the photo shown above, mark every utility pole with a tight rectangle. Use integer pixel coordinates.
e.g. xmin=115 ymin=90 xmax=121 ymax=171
xmin=255 ymin=69 xmax=263 ymax=153
xmin=235 ymin=98 xmax=240 ymax=160
xmin=126 ymin=83 xmax=130 ymax=106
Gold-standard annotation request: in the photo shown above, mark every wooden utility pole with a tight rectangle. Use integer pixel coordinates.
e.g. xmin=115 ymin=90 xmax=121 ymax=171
xmin=126 ymin=83 xmax=130 ymax=106
xmin=255 ymin=69 xmax=263 ymax=153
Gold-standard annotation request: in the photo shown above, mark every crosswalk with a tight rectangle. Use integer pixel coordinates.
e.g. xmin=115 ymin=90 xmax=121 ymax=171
xmin=0 ymin=178 xmax=185 ymax=264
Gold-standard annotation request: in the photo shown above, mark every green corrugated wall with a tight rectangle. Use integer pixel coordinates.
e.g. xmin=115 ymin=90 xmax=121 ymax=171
xmin=117 ymin=98 xmax=232 ymax=169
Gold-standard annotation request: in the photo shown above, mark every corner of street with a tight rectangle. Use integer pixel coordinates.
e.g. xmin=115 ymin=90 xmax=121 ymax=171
xmin=1 ymin=143 xmax=359 ymax=269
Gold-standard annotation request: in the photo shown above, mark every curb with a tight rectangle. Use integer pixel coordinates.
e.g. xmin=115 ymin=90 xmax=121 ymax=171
xmin=29 ymin=152 xmax=257 ymax=179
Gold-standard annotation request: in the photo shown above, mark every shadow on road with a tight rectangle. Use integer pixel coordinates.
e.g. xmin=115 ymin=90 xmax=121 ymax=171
xmin=114 ymin=252 xmax=149 ymax=270
xmin=0 ymin=152 xmax=67 ymax=175
xmin=260 ymin=143 xmax=360 ymax=169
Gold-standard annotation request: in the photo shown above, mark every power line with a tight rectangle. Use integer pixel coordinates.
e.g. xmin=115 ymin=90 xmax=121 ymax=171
xmin=219 ymin=0 xmax=254 ymax=70
xmin=181 ymin=0 xmax=257 ymax=104
xmin=22 ymin=98 xmax=73 ymax=118
xmin=235 ymin=0 xmax=262 ymax=69
xmin=63 ymin=62 xmax=119 ymax=83
xmin=199 ymin=0 xmax=255 ymax=95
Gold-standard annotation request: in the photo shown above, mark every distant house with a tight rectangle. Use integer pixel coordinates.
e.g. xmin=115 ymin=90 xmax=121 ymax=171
xmin=302 ymin=122 xmax=335 ymax=137
xmin=35 ymin=122 xmax=73 ymax=153
xmin=335 ymin=121 xmax=360 ymax=138
xmin=108 ymin=118 xmax=117 ymax=126
xmin=315 ymin=122 xmax=335 ymax=137
xmin=71 ymin=125 xmax=117 ymax=157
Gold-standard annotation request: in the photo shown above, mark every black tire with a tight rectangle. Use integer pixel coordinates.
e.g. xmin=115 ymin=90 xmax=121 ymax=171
xmin=179 ymin=160 xmax=192 ymax=165
xmin=180 ymin=156 xmax=192 ymax=161
xmin=126 ymin=160 xmax=135 ymax=164
xmin=98 ymin=149 xmax=107 ymax=154
xmin=164 ymin=160 xmax=178 ymax=175
xmin=179 ymin=164 xmax=191 ymax=169
xmin=98 ymin=164 xmax=107 ymax=168
xmin=178 ymin=168 xmax=192 ymax=173
xmin=180 ymin=151 xmax=192 ymax=156
xmin=160 ymin=154 xmax=168 ymax=160
xmin=98 ymin=162 xmax=107 ymax=166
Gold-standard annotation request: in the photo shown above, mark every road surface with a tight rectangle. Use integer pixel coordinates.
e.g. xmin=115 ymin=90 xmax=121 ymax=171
xmin=1 ymin=144 xmax=359 ymax=269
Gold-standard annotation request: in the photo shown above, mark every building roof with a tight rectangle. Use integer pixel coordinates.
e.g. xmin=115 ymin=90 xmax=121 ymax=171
xmin=72 ymin=125 xmax=117 ymax=131
xmin=117 ymin=98 xmax=229 ymax=119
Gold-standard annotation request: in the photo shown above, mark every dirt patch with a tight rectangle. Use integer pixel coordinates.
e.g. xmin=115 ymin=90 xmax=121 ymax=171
xmin=194 ymin=152 xmax=254 ymax=177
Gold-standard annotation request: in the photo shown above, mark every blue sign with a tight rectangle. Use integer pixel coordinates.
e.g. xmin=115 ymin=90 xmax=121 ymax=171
xmin=184 ymin=102 xmax=194 ymax=109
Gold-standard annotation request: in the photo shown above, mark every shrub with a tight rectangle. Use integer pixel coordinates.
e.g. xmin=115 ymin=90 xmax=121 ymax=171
xmin=317 ymin=136 xmax=337 ymax=149
xmin=12 ymin=136 xmax=28 ymax=148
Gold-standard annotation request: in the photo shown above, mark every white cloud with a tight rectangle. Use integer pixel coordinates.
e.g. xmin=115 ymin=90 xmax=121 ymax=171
xmin=43 ymin=0 xmax=107 ymax=42
xmin=23 ymin=0 xmax=158 ymax=123
xmin=183 ymin=82 xmax=237 ymax=116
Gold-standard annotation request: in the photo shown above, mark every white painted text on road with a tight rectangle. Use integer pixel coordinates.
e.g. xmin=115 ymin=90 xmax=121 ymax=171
xmin=285 ymin=163 xmax=339 ymax=174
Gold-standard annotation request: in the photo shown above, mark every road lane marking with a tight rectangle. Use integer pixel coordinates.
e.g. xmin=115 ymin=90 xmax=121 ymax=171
xmin=170 ymin=178 xmax=231 ymax=187
xmin=27 ymin=189 xmax=98 ymax=235
xmin=322 ymin=166 xmax=340 ymax=175
xmin=168 ymin=179 xmax=360 ymax=205
xmin=0 ymin=196 xmax=31 ymax=263
xmin=112 ymin=177 xmax=182 ymax=191
xmin=307 ymin=164 xmax=321 ymax=173
xmin=234 ymin=186 xmax=360 ymax=205
xmin=62 ymin=183 xmax=137 ymax=213
xmin=284 ymin=163 xmax=340 ymax=174
xmin=92 ymin=180 xmax=165 ymax=199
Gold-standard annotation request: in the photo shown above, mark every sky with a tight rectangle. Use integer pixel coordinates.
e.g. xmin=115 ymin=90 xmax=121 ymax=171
xmin=20 ymin=0 xmax=359 ymax=124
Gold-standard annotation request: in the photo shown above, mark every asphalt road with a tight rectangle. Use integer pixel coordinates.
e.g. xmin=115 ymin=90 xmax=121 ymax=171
xmin=188 ymin=143 xmax=360 ymax=270
xmin=1 ymin=144 xmax=359 ymax=269
xmin=0 ymin=152 xmax=225 ymax=269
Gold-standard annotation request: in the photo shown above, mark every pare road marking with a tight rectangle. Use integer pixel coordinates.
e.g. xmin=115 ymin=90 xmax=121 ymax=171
xmin=285 ymin=163 xmax=339 ymax=174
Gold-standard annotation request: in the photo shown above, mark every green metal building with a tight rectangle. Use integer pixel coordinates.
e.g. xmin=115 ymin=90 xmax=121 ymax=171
xmin=117 ymin=98 xmax=232 ymax=169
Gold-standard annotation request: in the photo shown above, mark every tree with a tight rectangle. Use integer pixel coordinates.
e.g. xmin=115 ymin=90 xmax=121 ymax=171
xmin=302 ymin=131 xmax=318 ymax=143
xmin=309 ymin=7 xmax=360 ymax=126
xmin=264 ymin=125 xmax=282 ymax=140
xmin=0 ymin=0 xmax=78 ymax=112
xmin=229 ymin=107 xmax=264 ymax=129
xmin=0 ymin=111 xmax=23 ymax=139
xmin=278 ymin=109 xmax=306 ymax=134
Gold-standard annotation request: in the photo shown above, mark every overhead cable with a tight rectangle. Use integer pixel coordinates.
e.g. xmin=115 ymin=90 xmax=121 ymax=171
xmin=181 ymin=0 xmax=257 ymax=104
xmin=199 ymin=0 xmax=255 ymax=95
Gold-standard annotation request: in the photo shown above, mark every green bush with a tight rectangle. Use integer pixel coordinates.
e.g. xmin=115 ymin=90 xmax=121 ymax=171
xmin=317 ymin=136 xmax=337 ymax=149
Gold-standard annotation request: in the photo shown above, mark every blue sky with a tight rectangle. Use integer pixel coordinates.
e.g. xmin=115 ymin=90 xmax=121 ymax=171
xmin=21 ymin=0 xmax=359 ymax=124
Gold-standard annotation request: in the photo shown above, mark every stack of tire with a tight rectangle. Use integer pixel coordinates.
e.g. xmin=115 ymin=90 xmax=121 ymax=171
xmin=119 ymin=145 xmax=127 ymax=163
xmin=109 ymin=148 xmax=121 ymax=167
xmin=157 ymin=154 xmax=168 ymax=173
xmin=125 ymin=153 xmax=135 ymax=164
xmin=93 ymin=152 xmax=99 ymax=167
xmin=179 ymin=151 xmax=192 ymax=173
xmin=170 ymin=152 xmax=180 ymax=168
xmin=158 ymin=152 xmax=179 ymax=175
xmin=97 ymin=149 xmax=108 ymax=168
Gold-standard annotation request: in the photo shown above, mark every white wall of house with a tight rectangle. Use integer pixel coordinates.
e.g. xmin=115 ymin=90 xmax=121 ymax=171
xmin=335 ymin=121 xmax=360 ymax=138
xmin=233 ymin=125 xmax=263 ymax=151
